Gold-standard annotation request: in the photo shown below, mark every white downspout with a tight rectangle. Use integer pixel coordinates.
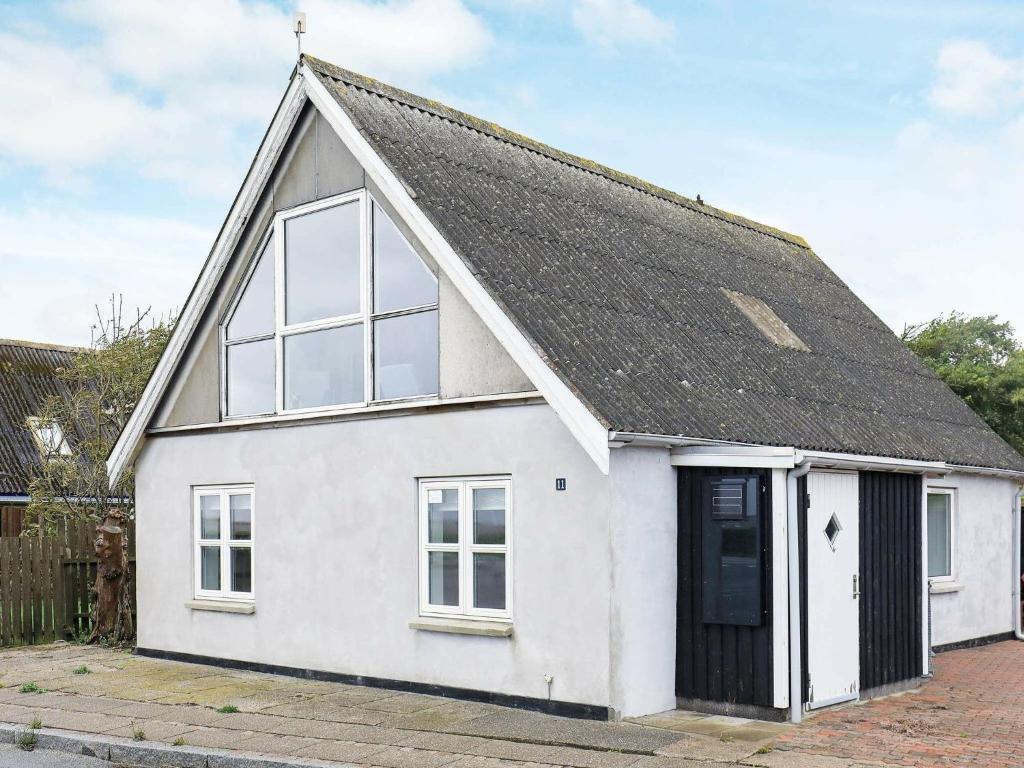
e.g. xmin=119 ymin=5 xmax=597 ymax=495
xmin=1014 ymin=486 xmax=1023 ymax=641
xmin=787 ymin=460 xmax=812 ymax=723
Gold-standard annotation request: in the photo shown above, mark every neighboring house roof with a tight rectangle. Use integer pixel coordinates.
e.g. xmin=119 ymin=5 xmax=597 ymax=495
xmin=0 ymin=339 xmax=79 ymax=498
xmin=304 ymin=56 xmax=1024 ymax=472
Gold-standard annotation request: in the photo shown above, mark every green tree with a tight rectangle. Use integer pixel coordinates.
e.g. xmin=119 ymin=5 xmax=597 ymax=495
xmin=27 ymin=298 xmax=172 ymax=644
xmin=902 ymin=312 xmax=1024 ymax=454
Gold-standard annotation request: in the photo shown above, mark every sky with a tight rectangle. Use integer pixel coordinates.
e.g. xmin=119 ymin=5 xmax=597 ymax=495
xmin=1 ymin=0 xmax=1023 ymax=347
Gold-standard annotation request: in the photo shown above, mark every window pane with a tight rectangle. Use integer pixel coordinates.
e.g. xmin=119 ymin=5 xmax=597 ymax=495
xmin=702 ymin=476 xmax=762 ymax=626
xmin=427 ymin=488 xmax=459 ymax=544
xmin=200 ymin=495 xmax=220 ymax=539
xmin=231 ymin=548 xmax=252 ymax=593
xmin=226 ymin=240 xmax=274 ymax=340
xmin=201 ymin=546 xmax=221 ymax=591
xmin=373 ymin=310 xmax=438 ymax=400
xmin=285 ymin=202 xmax=361 ymax=324
xmin=373 ymin=202 xmax=438 ymax=313
xmin=284 ymin=325 xmax=364 ymax=409
xmin=230 ymin=494 xmax=252 ymax=540
xmin=473 ymin=553 xmax=506 ymax=610
xmin=226 ymin=339 xmax=275 ymax=417
xmin=473 ymin=487 xmax=505 ymax=545
xmin=428 ymin=551 xmax=459 ymax=606
xmin=927 ymin=494 xmax=952 ymax=578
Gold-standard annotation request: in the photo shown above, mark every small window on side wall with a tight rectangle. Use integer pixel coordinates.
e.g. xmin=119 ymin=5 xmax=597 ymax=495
xmin=927 ymin=489 xmax=954 ymax=581
xmin=419 ymin=477 xmax=511 ymax=621
xmin=702 ymin=475 xmax=763 ymax=626
xmin=194 ymin=486 xmax=254 ymax=602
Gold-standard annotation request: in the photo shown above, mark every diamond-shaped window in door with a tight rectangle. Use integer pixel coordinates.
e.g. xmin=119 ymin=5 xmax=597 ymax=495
xmin=824 ymin=513 xmax=842 ymax=550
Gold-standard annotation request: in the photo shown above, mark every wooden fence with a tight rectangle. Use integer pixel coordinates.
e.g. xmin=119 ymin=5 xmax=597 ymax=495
xmin=0 ymin=518 xmax=136 ymax=646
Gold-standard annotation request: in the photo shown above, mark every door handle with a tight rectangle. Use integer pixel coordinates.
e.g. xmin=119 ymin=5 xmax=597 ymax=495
xmin=852 ymin=574 xmax=860 ymax=599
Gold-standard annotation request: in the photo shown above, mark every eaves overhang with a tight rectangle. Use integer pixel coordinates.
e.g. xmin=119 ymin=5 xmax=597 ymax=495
xmin=610 ymin=432 xmax=1024 ymax=479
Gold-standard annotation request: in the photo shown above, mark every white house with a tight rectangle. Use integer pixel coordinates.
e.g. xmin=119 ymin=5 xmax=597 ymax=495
xmin=108 ymin=55 xmax=1024 ymax=723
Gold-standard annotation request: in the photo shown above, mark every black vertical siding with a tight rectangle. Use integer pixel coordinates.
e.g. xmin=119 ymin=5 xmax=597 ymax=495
xmin=859 ymin=471 xmax=923 ymax=690
xmin=676 ymin=467 xmax=773 ymax=706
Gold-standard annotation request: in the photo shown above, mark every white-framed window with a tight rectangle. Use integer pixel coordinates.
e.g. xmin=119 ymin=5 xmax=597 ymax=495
xmin=193 ymin=486 xmax=255 ymax=601
xmin=27 ymin=417 xmax=72 ymax=461
xmin=220 ymin=190 xmax=439 ymax=418
xmin=419 ymin=477 xmax=512 ymax=621
xmin=926 ymin=488 xmax=955 ymax=582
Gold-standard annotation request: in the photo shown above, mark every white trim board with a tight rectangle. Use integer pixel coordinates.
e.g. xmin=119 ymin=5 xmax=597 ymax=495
xmin=108 ymin=67 xmax=611 ymax=484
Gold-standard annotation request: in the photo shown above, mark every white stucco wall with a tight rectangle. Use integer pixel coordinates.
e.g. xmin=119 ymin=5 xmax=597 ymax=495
xmin=135 ymin=402 xmax=613 ymax=708
xmin=927 ymin=472 xmax=1018 ymax=647
xmin=607 ymin=446 xmax=677 ymax=718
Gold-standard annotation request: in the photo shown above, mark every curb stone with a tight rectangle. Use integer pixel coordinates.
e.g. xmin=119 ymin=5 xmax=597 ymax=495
xmin=0 ymin=723 xmax=355 ymax=768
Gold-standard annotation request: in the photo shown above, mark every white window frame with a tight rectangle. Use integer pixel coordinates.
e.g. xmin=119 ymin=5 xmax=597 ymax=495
xmin=926 ymin=487 xmax=956 ymax=583
xmin=418 ymin=477 xmax=512 ymax=621
xmin=193 ymin=485 xmax=256 ymax=602
xmin=220 ymin=190 xmax=439 ymax=419
xmin=220 ymin=230 xmax=276 ymax=419
xmin=26 ymin=416 xmax=72 ymax=461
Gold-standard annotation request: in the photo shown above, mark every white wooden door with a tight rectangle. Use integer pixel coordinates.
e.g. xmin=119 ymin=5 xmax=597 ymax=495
xmin=806 ymin=471 xmax=860 ymax=710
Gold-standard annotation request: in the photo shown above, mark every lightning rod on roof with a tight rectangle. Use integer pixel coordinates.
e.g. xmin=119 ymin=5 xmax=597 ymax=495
xmin=294 ymin=11 xmax=307 ymax=61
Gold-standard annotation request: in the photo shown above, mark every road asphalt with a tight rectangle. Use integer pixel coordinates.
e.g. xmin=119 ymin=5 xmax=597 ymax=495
xmin=0 ymin=743 xmax=109 ymax=767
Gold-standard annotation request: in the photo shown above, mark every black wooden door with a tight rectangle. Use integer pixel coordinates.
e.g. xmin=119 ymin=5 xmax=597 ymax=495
xmin=676 ymin=467 xmax=774 ymax=706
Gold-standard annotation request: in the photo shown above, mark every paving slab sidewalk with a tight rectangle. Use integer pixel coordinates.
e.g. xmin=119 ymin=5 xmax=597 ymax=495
xmin=0 ymin=643 xmax=898 ymax=768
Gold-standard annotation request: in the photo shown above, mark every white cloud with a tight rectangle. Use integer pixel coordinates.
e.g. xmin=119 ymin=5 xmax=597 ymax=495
xmin=929 ymin=40 xmax=1024 ymax=116
xmin=0 ymin=33 xmax=162 ymax=171
xmin=0 ymin=206 xmax=212 ymax=346
xmin=710 ymin=124 xmax=1024 ymax=337
xmin=0 ymin=0 xmax=492 ymax=198
xmin=570 ymin=0 xmax=674 ymax=49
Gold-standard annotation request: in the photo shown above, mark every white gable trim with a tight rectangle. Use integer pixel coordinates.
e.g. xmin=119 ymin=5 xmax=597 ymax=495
xmin=301 ymin=65 xmax=610 ymax=473
xmin=107 ymin=74 xmax=308 ymax=485
xmin=108 ymin=67 xmax=611 ymax=483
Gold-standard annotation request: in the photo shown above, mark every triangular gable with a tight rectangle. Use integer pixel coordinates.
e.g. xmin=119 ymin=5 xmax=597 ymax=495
xmin=107 ymin=68 xmax=611 ymax=484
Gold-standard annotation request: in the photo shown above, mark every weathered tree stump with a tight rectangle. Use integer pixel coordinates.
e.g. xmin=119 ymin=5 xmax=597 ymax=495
xmin=89 ymin=509 xmax=134 ymax=644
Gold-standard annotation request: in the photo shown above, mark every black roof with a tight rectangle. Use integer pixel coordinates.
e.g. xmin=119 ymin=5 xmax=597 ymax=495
xmin=307 ymin=56 xmax=1024 ymax=472
xmin=0 ymin=339 xmax=78 ymax=497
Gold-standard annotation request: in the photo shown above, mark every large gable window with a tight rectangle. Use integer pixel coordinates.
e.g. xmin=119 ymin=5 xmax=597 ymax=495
xmin=221 ymin=190 xmax=439 ymax=418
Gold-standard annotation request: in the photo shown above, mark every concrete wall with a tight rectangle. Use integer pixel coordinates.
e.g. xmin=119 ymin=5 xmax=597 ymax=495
xmin=155 ymin=102 xmax=530 ymax=429
xmin=928 ymin=472 xmax=1018 ymax=647
xmin=135 ymin=403 xmax=613 ymax=708
xmin=607 ymin=446 xmax=677 ymax=717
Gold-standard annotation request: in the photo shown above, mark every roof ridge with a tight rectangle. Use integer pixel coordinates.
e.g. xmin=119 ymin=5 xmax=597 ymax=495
xmin=0 ymin=338 xmax=85 ymax=353
xmin=302 ymin=55 xmax=812 ymax=251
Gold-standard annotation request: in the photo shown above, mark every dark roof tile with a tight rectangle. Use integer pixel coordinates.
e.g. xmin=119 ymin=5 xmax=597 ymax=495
xmin=0 ymin=339 xmax=79 ymax=496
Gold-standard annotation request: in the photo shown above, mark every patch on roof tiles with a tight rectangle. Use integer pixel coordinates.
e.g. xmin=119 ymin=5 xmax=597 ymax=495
xmin=722 ymin=288 xmax=810 ymax=352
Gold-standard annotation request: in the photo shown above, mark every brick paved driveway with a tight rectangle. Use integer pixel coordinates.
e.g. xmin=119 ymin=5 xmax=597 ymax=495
xmin=772 ymin=640 xmax=1024 ymax=768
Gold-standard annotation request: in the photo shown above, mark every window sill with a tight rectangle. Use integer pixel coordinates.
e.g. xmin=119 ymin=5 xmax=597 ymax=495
xmin=929 ymin=581 xmax=963 ymax=594
xmin=186 ymin=600 xmax=256 ymax=614
xmin=409 ymin=617 xmax=513 ymax=638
